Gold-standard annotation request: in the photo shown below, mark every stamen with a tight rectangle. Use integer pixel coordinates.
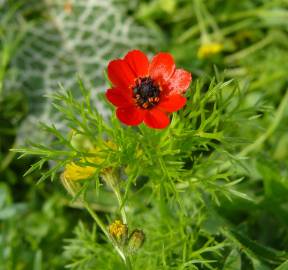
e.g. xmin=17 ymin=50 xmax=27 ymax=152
xmin=133 ymin=77 xmax=160 ymax=109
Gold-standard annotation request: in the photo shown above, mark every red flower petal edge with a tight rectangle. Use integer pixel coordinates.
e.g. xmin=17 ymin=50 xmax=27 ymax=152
xmin=106 ymin=50 xmax=192 ymax=129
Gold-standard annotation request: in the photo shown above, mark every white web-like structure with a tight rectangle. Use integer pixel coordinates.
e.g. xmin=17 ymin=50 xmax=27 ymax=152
xmin=9 ymin=0 xmax=159 ymax=143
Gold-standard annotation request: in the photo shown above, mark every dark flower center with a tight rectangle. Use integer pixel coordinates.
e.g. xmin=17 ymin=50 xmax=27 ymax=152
xmin=133 ymin=77 xmax=160 ymax=109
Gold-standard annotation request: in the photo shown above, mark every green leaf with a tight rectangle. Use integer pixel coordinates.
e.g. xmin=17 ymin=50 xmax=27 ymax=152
xmin=275 ymin=260 xmax=288 ymax=270
xmin=223 ymin=249 xmax=241 ymax=270
xmin=256 ymin=157 xmax=288 ymax=202
xmin=251 ymin=258 xmax=270 ymax=270
xmin=224 ymin=228 xmax=288 ymax=264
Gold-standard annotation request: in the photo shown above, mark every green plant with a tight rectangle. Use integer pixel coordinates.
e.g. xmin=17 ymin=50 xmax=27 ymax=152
xmin=2 ymin=0 xmax=288 ymax=269
xmin=13 ymin=71 xmax=288 ymax=269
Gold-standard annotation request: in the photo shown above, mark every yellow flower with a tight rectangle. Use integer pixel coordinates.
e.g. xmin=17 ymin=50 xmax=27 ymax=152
xmin=109 ymin=220 xmax=128 ymax=243
xmin=61 ymin=153 xmax=102 ymax=196
xmin=63 ymin=148 xmax=105 ymax=181
xmin=63 ymin=148 xmax=104 ymax=181
xmin=197 ymin=42 xmax=223 ymax=59
xmin=62 ymin=139 xmax=117 ymax=181
xmin=63 ymin=161 xmax=96 ymax=181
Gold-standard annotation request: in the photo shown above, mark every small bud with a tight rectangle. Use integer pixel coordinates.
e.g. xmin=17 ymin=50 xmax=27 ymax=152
xmin=128 ymin=229 xmax=145 ymax=252
xmin=109 ymin=220 xmax=128 ymax=245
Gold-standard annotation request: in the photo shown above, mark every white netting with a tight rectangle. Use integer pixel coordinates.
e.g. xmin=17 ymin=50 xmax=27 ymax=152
xmin=8 ymin=0 xmax=159 ymax=143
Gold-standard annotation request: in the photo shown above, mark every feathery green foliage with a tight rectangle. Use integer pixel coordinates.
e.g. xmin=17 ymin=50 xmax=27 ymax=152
xmin=1 ymin=0 xmax=288 ymax=269
xmin=12 ymin=75 xmax=288 ymax=269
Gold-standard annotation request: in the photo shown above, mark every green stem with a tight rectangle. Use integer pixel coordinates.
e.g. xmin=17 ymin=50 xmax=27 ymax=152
xmin=97 ymin=170 xmax=133 ymax=268
xmin=82 ymin=200 xmax=126 ymax=263
xmin=193 ymin=0 xmax=209 ymax=43
xmin=113 ymin=186 xmax=127 ymax=224
xmin=125 ymin=256 xmax=133 ymax=270
xmin=0 ymin=147 xmax=16 ymax=172
xmin=199 ymin=0 xmax=222 ymax=40
xmin=83 ymin=201 xmax=109 ymax=237
xmin=109 ymin=176 xmax=133 ymax=269
xmin=102 ymin=170 xmax=128 ymax=224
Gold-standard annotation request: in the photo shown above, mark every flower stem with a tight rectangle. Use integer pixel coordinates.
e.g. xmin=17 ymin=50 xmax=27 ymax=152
xmin=193 ymin=0 xmax=209 ymax=43
xmin=108 ymin=175 xmax=133 ymax=269
xmin=112 ymin=187 xmax=133 ymax=269
xmin=125 ymin=256 xmax=133 ymax=270
xmin=82 ymin=200 xmax=126 ymax=262
xmin=102 ymin=170 xmax=128 ymax=224
xmin=91 ymin=171 xmax=132 ymax=268
xmin=113 ymin=186 xmax=127 ymax=224
xmin=1 ymin=144 xmax=16 ymax=172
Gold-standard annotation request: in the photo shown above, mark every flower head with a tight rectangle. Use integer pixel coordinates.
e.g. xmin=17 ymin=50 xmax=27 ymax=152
xmin=197 ymin=42 xmax=223 ymax=59
xmin=109 ymin=220 xmax=128 ymax=244
xmin=105 ymin=50 xmax=192 ymax=129
xmin=62 ymin=141 xmax=114 ymax=181
xmin=63 ymin=161 xmax=96 ymax=181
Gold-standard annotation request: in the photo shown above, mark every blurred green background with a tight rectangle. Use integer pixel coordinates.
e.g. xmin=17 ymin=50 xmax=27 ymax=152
xmin=1 ymin=0 xmax=288 ymax=269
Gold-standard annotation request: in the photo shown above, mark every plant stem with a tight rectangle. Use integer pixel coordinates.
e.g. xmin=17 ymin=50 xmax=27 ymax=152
xmin=95 ymin=171 xmax=132 ymax=268
xmin=102 ymin=170 xmax=128 ymax=224
xmin=113 ymin=186 xmax=127 ymax=224
xmin=125 ymin=256 xmax=133 ymax=270
xmin=1 ymin=143 xmax=16 ymax=172
xmin=82 ymin=200 xmax=126 ymax=262
xmin=193 ymin=0 xmax=209 ymax=43
xmin=82 ymin=200 xmax=109 ymax=237
xmin=112 ymin=187 xmax=133 ymax=269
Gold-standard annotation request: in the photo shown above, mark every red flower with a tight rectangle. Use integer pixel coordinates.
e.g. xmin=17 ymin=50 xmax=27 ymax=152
xmin=105 ymin=50 xmax=192 ymax=129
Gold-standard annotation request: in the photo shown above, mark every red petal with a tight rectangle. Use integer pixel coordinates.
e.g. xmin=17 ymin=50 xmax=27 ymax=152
xmin=116 ymin=106 xmax=144 ymax=126
xmin=107 ymin=59 xmax=136 ymax=89
xmin=106 ymin=88 xmax=133 ymax=107
xmin=149 ymin=52 xmax=175 ymax=84
xmin=143 ymin=109 xmax=170 ymax=129
xmin=124 ymin=50 xmax=149 ymax=78
xmin=157 ymin=94 xmax=186 ymax=112
xmin=166 ymin=69 xmax=192 ymax=95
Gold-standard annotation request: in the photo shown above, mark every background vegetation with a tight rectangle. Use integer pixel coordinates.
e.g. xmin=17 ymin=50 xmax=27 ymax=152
xmin=0 ymin=0 xmax=288 ymax=269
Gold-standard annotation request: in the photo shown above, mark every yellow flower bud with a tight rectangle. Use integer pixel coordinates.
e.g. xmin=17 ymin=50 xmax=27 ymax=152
xmin=109 ymin=220 xmax=128 ymax=245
